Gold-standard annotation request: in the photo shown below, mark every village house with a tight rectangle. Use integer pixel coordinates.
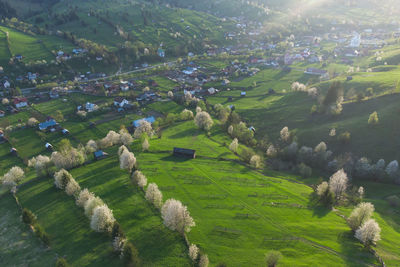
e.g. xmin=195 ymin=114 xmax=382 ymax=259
xmin=13 ymin=97 xmax=28 ymax=109
xmin=120 ymin=81 xmax=130 ymax=91
xmin=49 ymin=90 xmax=60 ymax=99
xmin=208 ymin=87 xmax=217 ymax=95
xmin=94 ymin=150 xmax=108 ymax=161
xmin=132 ymin=117 xmax=155 ymax=128
xmin=3 ymin=80 xmax=10 ymax=89
xmin=114 ymin=97 xmax=130 ymax=108
xmin=85 ymin=102 xmax=98 ymax=112
xmin=0 ymin=110 xmax=5 ymax=117
xmin=39 ymin=118 xmax=58 ymax=131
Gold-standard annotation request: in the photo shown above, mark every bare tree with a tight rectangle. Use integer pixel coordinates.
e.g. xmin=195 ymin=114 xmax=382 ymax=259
xmin=145 ymin=183 xmax=163 ymax=209
xmin=161 ymin=199 xmax=195 ymax=235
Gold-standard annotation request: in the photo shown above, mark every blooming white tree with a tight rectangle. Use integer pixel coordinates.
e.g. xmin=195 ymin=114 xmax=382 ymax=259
xmin=145 ymin=183 xmax=163 ymax=209
xmin=119 ymin=129 xmax=133 ymax=146
xmin=100 ymin=131 xmax=121 ymax=148
xmin=84 ymin=196 xmax=104 ymax=218
xmin=347 ymin=202 xmax=375 ymax=231
xmin=118 ymin=145 xmax=128 ymax=157
xmin=113 ymin=236 xmax=127 ymax=254
xmin=358 ymin=186 xmax=365 ymax=199
xmin=355 ymin=219 xmax=381 ymax=246
xmin=161 ymin=199 xmax=195 ymax=235
xmin=134 ymin=120 xmax=154 ymax=139
xmin=266 ymin=145 xmax=277 ymax=158
xmin=229 ymin=138 xmax=239 ymax=153
xmin=227 ymin=125 xmax=234 ymax=136
xmin=28 ymin=155 xmax=52 ymax=176
xmin=329 ymin=128 xmax=336 ymax=137
xmin=167 ymin=91 xmax=174 ymax=98
xmin=65 ymin=179 xmax=81 ymax=197
xmin=142 ymin=138 xmax=150 ymax=152
xmin=188 ymin=244 xmax=199 ymax=262
xmin=54 ymin=169 xmax=73 ymax=190
xmin=76 ymin=188 xmax=95 ymax=207
xmin=280 ymin=126 xmax=290 ymax=142
xmin=194 ymin=111 xmax=213 ymax=131
xmin=180 ymin=109 xmax=194 ymax=121
xmin=2 ymin=98 xmax=9 ymax=105
xmin=250 ymin=155 xmax=262 ymax=168
xmin=314 ymin=142 xmax=327 ymax=154
xmin=119 ymin=150 xmax=136 ymax=172
xmin=85 ymin=140 xmax=98 ymax=153
xmin=1 ymin=166 xmax=25 ymax=189
xmin=51 ymin=144 xmax=86 ymax=170
xmin=132 ymin=170 xmax=147 ymax=189
xmin=90 ymin=204 xmax=116 ymax=233
xmin=27 ymin=117 xmax=39 ymax=127
xmin=316 ymin=181 xmax=329 ymax=196
xmin=199 ymin=254 xmax=209 ymax=267
xmin=386 ymin=160 xmax=399 ymax=179
xmin=329 ymin=169 xmax=348 ymax=199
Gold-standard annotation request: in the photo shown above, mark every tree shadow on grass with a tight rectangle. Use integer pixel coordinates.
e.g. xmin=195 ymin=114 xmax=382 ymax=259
xmin=308 ymin=194 xmax=331 ymax=218
xmin=160 ymin=155 xmax=192 ymax=162
xmin=167 ymin=128 xmax=197 ymax=139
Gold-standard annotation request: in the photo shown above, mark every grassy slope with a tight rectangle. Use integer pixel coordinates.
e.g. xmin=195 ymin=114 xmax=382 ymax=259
xmin=70 ymin=152 xmax=190 ymax=266
xmin=0 ymin=194 xmax=55 ymax=266
xmin=132 ymin=121 xmax=379 ymax=266
xmin=206 ymin=66 xmax=400 ymax=161
xmin=0 ymin=30 xmax=11 ymax=66
xmin=16 ymin=177 xmax=123 ymax=267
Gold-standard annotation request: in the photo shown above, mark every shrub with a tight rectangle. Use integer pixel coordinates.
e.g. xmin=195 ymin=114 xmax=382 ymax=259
xmin=123 ymin=242 xmax=140 ymax=266
xmin=368 ymin=111 xmax=379 ymax=125
xmin=55 ymin=258 xmax=69 ymax=267
xmin=161 ymin=199 xmax=195 ymax=235
xmin=316 ymin=181 xmax=335 ymax=206
xmin=35 ymin=224 xmax=50 ymax=246
xmin=298 ymin=163 xmax=312 ymax=178
xmin=265 ymin=250 xmax=282 ymax=267
xmin=338 ymin=131 xmax=351 ymax=144
xmin=355 ymin=219 xmax=381 ymax=246
xmin=145 ymin=183 xmax=163 ymax=209
xmin=90 ymin=204 xmax=116 ymax=233
xmin=347 ymin=202 xmax=375 ymax=231
xmin=22 ymin=208 xmax=37 ymax=225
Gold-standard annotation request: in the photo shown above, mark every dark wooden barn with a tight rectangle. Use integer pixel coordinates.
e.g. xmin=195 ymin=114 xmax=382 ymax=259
xmin=173 ymin=148 xmax=196 ymax=159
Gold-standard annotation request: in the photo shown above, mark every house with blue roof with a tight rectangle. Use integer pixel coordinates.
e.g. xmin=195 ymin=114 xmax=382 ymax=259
xmin=93 ymin=150 xmax=108 ymax=161
xmin=39 ymin=119 xmax=58 ymax=131
xmin=132 ymin=116 xmax=155 ymax=128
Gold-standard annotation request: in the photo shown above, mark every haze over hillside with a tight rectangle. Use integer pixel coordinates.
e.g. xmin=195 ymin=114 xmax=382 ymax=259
xmin=0 ymin=0 xmax=399 ymax=266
